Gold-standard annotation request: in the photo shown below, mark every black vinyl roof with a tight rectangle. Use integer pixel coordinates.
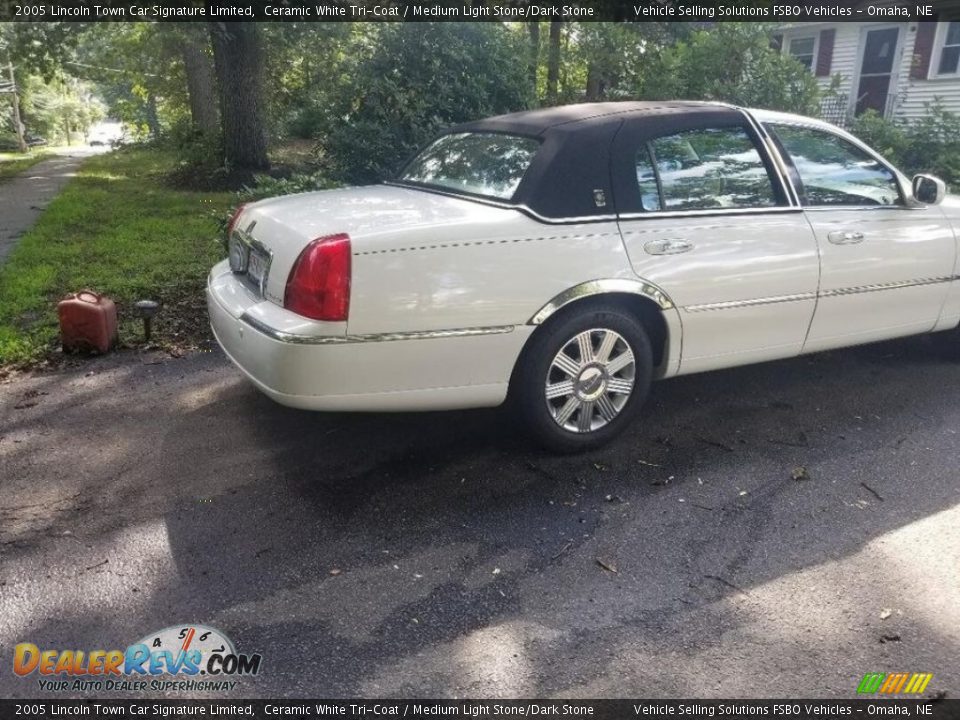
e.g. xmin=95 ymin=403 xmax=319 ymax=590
xmin=402 ymin=101 xmax=763 ymax=220
xmin=453 ymin=101 xmax=739 ymax=137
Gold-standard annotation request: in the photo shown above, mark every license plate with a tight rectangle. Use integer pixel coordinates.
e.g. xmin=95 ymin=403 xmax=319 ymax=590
xmin=247 ymin=249 xmax=269 ymax=291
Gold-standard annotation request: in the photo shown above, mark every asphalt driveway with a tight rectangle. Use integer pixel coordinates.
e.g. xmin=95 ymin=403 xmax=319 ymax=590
xmin=0 ymin=334 xmax=958 ymax=698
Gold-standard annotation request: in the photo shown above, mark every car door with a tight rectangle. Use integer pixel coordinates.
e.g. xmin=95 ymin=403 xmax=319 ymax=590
xmin=765 ymin=121 xmax=956 ymax=353
xmin=612 ymin=111 xmax=820 ymax=375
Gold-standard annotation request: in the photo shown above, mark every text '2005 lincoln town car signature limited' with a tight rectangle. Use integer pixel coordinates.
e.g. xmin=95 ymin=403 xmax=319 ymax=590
xmin=207 ymin=101 xmax=960 ymax=451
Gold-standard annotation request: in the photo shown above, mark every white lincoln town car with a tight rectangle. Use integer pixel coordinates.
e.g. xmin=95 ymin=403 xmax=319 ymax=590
xmin=207 ymin=101 xmax=957 ymax=451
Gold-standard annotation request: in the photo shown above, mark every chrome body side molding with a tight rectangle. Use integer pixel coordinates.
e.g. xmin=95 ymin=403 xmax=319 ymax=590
xmin=684 ymin=292 xmax=817 ymax=313
xmin=820 ymin=276 xmax=955 ymax=298
xmin=681 ymin=277 xmax=958 ymax=313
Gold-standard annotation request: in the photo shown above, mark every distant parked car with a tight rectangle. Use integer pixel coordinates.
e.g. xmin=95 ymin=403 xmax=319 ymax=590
xmin=0 ymin=134 xmax=46 ymax=150
xmin=208 ymin=101 xmax=957 ymax=451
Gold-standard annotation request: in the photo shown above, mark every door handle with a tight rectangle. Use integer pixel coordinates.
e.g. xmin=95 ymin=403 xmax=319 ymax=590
xmin=644 ymin=238 xmax=694 ymax=255
xmin=828 ymin=230 xmax=865 ymax=245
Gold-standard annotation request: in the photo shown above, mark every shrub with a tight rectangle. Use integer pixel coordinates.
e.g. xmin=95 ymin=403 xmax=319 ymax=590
xmin=850 ymin=101 xmax=960 ymax=188
xmin=849 ymin=110 xmax=908 ymax=167
xmin=166 ymin=119 xmax=223 ymax=171
xmin=238 ymin=171 xmax=339 ymax=202
xmin=902 ymin=101 xmax=960 ymax=186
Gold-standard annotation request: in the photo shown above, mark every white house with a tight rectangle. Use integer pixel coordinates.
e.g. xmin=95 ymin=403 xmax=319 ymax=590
xmin=775 ymin=3 xmax=960 ymax=125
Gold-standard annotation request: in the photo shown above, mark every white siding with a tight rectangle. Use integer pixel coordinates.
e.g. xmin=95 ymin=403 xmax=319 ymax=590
xmin=895 ymin=22 xmax=960 ymax=121
xmin=779 ymin=21 xmax=960 ymax=124
xmin=822 ymin=24 xmax=861 ymax=98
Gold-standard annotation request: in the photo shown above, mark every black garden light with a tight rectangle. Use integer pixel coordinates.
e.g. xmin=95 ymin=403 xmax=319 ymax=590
xmin=134 ymin=299 xmax=160 ymax=342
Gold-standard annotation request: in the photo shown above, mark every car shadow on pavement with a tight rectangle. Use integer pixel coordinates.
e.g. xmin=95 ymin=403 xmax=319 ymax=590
xmin=153 ymin=333 xmax=960 ymax=695
xmin=2 ymin=333 xmax=959 ymax=696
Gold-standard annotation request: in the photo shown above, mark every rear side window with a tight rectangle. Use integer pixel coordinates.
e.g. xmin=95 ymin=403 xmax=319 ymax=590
xmin=768 ymin=124 xmax=901 ymax=206
xmin=400 ymin=132 xmax=539 ymax=201
xmin=635 ymin=126 xmax=778 ymax=212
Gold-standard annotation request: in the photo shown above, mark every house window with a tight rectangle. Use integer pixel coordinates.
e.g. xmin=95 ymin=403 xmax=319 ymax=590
xmin=936 ymin=21 xmax=960 ymax=76
xmin=788 ymin=36 xmax=817 ymax=71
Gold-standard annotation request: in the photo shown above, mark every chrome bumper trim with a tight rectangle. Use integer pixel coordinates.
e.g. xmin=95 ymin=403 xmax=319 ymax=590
xmin=239 ymin=312 xmax=515 ymax=345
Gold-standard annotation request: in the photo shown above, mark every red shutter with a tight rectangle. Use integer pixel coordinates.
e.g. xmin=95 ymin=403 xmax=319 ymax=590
xmin=912 ymin=20 xmax=939 ymax=80
xmin=815 ymin=29 xmax=835 ymax=77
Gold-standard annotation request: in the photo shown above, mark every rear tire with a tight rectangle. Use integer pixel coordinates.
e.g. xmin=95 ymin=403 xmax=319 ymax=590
xmin=516 ymin=305 xmax=653 ymax=453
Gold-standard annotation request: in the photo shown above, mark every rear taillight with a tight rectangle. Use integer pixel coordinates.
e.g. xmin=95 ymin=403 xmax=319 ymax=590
xmin=226 ymin=203 xmax=247 ymax=238
xmin=284 ymin=233 xmax=351 ymax=322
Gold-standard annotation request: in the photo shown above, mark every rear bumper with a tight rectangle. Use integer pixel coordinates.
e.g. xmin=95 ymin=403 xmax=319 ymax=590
xmin=206 ymin=262 xmax=531 ymax=411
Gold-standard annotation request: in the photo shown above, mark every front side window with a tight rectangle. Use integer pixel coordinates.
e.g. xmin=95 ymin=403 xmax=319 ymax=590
xmin=788 ymin=36 xmax=817 ymax=71
xmin=636 ymin=126 xmax=778 ymax=212
xmin=399 ymin=132 xmax=539 ymax=201
xmin=937 ymin=21 xmax=960 ymax=76
xmin=770 ymin=124 xmax=901 ymax=206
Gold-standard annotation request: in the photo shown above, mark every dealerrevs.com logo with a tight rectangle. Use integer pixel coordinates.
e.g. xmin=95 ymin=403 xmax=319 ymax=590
xmin=13 ymin=624 xmax=262 ymax=693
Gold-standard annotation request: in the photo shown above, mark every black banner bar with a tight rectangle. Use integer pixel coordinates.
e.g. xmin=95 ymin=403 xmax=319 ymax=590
xmin=1 ymin=699 xmax=957 ymax=720
xmin=0 ymin=0 xmax=947 ymax=23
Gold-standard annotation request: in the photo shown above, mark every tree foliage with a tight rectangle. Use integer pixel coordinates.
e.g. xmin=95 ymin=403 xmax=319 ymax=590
xmin=851 ymin=102 xmax=960 ymax=186
xmin=641 ymin=23 xmax=821 ymax=114
xmin=3 ymin=20 xmax=833 ymax=184
xmin=321 ymin=23 xmax=534 ymax=184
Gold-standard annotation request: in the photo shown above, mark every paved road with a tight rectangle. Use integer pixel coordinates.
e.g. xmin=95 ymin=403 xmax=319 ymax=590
xmin=0 ymin=148 xmax=103 ymax=265
xmin=0 ymin=333 xmax=957 ymax=699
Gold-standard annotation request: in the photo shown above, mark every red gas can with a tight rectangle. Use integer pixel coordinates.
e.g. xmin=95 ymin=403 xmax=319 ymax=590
xmin=57 ymin=290 xmax=118 ymax=354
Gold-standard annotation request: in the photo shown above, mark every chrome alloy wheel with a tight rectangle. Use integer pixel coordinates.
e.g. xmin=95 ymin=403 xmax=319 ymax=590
xmin=544 ymin=328 xmax=636 ymax=433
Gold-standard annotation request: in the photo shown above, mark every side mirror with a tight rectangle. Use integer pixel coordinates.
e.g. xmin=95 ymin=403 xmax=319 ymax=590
xmin=912 ymin=174 xmax=947 ymax=205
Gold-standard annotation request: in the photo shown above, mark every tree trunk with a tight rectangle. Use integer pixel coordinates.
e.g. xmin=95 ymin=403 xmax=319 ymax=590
xmin=585 ymin=65 xmax=603 ymax=101
xmin=546 ymin=21 xmax=562 ymax=106
xmin=181 ymin=29 xmax=219 ymax=134
xmin=209 ymin=21 xmax=269 ymax=172
xmin=527 ymin=22 xmax=540 ymax=102
xmin=145 ymin=92 xmax=161 ymax=139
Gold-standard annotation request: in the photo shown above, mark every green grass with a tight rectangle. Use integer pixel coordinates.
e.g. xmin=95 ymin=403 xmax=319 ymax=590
xmin=0 ymin=148 xmax=232 ymax=365
xmin=0 ymin=149 xmax=54 ymax=181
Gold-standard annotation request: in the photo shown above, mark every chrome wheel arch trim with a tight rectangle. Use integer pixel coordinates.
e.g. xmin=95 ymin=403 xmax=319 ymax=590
xmin=239 ymin=312 xmax=515 ymax=345
xmin=528 ymin=278 xmax=675 ymax=326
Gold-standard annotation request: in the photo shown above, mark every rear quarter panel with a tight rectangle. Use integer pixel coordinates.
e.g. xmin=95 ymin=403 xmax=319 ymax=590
xmin=347 ymin=210 xmax=632 ymax=335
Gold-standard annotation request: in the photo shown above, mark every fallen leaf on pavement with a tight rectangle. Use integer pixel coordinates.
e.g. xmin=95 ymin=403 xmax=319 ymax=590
xmin=791 ymin=466 xmax=810 ymax=481
xmin=329 ymin=568 xmax=342 ymax=576
xmin=880 ymin=608 xmax=893 ymax=620
xmin=596 ymin=558 xmax=618 ymax=574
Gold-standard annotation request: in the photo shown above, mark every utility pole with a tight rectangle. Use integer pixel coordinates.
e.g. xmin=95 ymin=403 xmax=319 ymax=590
xmin=6 ymin=55 xmax=27 ymax=153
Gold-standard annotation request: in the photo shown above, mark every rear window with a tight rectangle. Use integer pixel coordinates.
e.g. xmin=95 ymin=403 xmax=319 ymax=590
xmin=399 ymin=132 xmax=540 ymax=201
